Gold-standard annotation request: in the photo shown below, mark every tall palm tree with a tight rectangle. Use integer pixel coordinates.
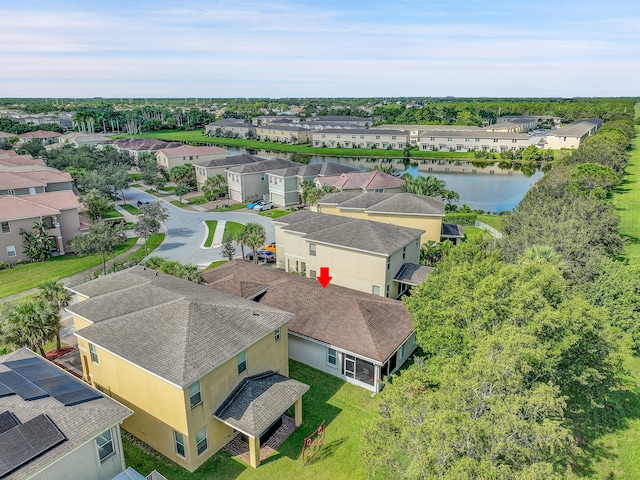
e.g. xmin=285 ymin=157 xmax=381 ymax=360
xmin=37 ymin=280 xmax=72 ymax=352
xmin=233 ymin=225 xmax=248 ymax=259
xmin=203 ymin=174 xmax=226 ymax=199
xmin=1 ymin=299 xmax=58 ymax=357
xmin=244 ymin=222 xmax=266 ymax=264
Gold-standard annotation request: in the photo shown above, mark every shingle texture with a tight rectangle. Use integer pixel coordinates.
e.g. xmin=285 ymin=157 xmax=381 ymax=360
xmin=316 ymin=170 xmax=404 ymax=190
xmin=157 ymin=145 xmax=228 ymax=158
xmin=548 ymin=118 xmax=603 ymax=137
xmin=226 ymin=158 xmax=301 ymax=174
xmin=112 ymin=138 xmax=183 ymax=152
xmin=213 ymin=371 xmax=308 ymax=437
xmin=394 ymin=263 xmax=433 ymax=286
xmin=0 ymin=349 xmax=131 ymax=480
xmin=268 ymin=162 xmax=359 ymax=178
xmin=0 ymin=191 xmax=79 ymax=222
xmin=67 ymin=267 xmax=293 ymax=387
xmin=319 ymin=192 xmax=444 ymax=216
xmin=195 ymin=154 xmax=267 ymax=168
xmin=203 ymin=261 xmax=415 ymax=363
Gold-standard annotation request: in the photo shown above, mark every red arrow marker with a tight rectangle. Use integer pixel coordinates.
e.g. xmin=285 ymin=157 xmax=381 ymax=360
xmin=316 ymin=267 xmax=332 ymax=288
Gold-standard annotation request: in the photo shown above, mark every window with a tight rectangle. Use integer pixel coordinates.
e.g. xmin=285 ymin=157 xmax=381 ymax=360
xmin=274 ymin=328 xmax=281 ymax=342
xmin=475 ymin=138 xmax=480 ymax=142
xmin=96 ymin=429 xmax=114 ymax=463
xmin=309 ymin=243 xmax=316 ymax=256
xmin=352 ymin=134 xmax=356 ymax=139
xmin=372 ymin=285 xmax=380 ymax=296
xmin=430 ymin=137 xmax=435 ymax=141
xmin=260 ymin=173 xmax=265 ymax=181
xmin=386 ymin=284 xmax=390 ymax=297
xmin=402 ymin=247 xmax=406 ymax=260
xmin=237 ymin=351 xmax=247 ymax=374
xmin=447 ymin=137 xmax=452 ymax=142
xmin=174 ymin=431 xmax=185 ymax=457
xmin=336 ymin=134 xmax=341 ymax=138
xmin=1 ymin=222 xmax=9 ymax=234
xmin=327 ymin=347 xmax=337 ymax=367
xmin=189 ymin=381 xmax=201 ymax=408
xmin=391 ymin=135 xmax=396 ymax=140
xmin=360 ymin=135 xmax=364 ymax=139
xmin=375 ymin=135 xmax=380 ymax=140
xmin=7 ymin=190 xmax=15 ymax=196
xmin=89 ymin=343 xmax=98 ymax=363
xmin=196 ymin=427 xmax=208 ymax=456
xmin=309 ymin=269 xmax=316 ymax=278
xmin=493 ymin=138 xmax=499 ymax=143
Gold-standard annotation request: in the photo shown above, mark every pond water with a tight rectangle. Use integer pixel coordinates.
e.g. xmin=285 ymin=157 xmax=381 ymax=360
xmin=225 ymin=146 xmax=544 ymax=213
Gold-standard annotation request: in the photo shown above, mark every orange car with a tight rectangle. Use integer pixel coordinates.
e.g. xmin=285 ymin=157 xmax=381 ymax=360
xmin=262 ymin=242 xmax=277 ymax=253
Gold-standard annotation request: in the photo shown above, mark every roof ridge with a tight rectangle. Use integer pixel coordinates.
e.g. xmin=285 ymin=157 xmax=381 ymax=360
xmin=9 ymin=195 xmax=61 ymax=213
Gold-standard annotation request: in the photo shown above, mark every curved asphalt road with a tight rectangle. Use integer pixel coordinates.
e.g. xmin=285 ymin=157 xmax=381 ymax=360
xmin=122 ymin=188 xmax=275 ymax=267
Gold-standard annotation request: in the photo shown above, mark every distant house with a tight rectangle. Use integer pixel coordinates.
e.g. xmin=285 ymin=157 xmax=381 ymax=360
xmin=0 ymin=191 xmax=81 ymax=263
xmin=57 ymin=132 xmax=111 ymax=148
xmin=110 ymin=138 xmax=183 ymax=162
xmin=67 ymin=267 xmax=308 ymax=470
xmin=17 ymin=130 xmax=61 ymax=145
xmin=417 ymin=129 xmax=530 ymax=153
xmin=0 ymin=170 xmax=74 ymax=196
xmin=194 ymin=154 xmax=266 ymax=191
xmin=254 ymin=125 xmax=312 ymax=144
xmin=225 ymin=158 xmax=301 ymax=203
xmin=315 ymin=191 xmax=446 ymax=245
xmin=313 ymin=128 xmax=408 ymax=149
xmin=204 ymin=119 xmax=254 ymax=138
xmin=273 ymin=210 xmax=426 ymax=299
xmin=544 ymin=118 xmax=603 ymax=150
xmin=156 ymin=145 xmax=228 ymax=171
xmin=203 ymin=260 xmax=418 ymax=393
xmin=266 ymin=162 xmax=359 ymax=207
xmin=315 ymin=170 xmax=405 ymax=193
xmin=0 ymin=348 xmax=132 ymax=480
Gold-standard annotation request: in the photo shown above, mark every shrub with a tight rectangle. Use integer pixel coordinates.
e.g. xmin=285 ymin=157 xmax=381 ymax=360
xmin=444 ymin=213 xmax=477 ymax=226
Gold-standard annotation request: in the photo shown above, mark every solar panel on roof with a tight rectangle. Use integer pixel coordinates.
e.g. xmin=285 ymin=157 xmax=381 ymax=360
xmin=9 ymin=382 xmax=48 ymax=401
xmin=0 ymin=382 xmax=13 ymax=398
xmin=0 ymin=371 xmax=26 ymax=386
xmin=0 ymin=412 xmax=20 ymax=435
xmin=3 ymin=358 xmax=42 ymax=369
xmin=12 ymin=364 xmax=65 ymax=382
xmin=55 ymin=388 xmax=101 ymax=407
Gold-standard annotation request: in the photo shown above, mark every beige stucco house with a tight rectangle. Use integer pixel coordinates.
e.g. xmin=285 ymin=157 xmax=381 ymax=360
xmin=255 ymin=125 xmax=311 ymax=144
xmin=273 ymin=210 xmax=425 ymax=299
xmin=418 ymin=129 xmax=530 ymax=153
xmin=194 ymin=154 xmax=266 ymax=191
xmin=313 ymin=128 xmax=408 ymax=149
xmin=156 ymin=145 xmax=228 ymax=171
xmin=67 ymin=267 xmax=308 ymax=470
xmin=544 ymin=118 xmax=603 ymax=150
xmin=17 ymin=130 xmax=61 ymax=145
xmin=0 ymin=170 xmax=74 ymax=196
xmin=225 ymin=158 xmax=302 ymax=203
xmin=314 ymin=170 xmax=405 ymax=194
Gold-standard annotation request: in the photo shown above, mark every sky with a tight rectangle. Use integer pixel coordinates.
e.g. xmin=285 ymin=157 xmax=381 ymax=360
xmin=1 ymin=0 xmax=639 ymax=98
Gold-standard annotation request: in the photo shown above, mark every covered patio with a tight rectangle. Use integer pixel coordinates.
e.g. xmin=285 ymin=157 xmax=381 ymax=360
xmin=213 ymin=371 xmax=309 ymax=468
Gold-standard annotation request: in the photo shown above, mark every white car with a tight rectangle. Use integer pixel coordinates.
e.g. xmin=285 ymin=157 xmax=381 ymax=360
xmin=253 ymin=201 xmax=275 ymax=211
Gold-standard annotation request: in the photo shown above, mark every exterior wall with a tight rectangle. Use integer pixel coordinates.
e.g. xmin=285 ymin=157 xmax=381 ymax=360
xmin=0 ymin=217 xmax=44 ymax=262
xmin=75 ymin=321 xmax=289 ymax=472
xmin=232 ymin=172 xmax=269 ymax=203
xmin=545 ymin=134 xmax=585 ymax=150
xmin=361 ymin=185 xmax=404 ymax=194
xmin=195 ymin=165 xmax=229 ymax=191
xmin=57 ymin=208 xmax=81 ymax=250
xmin=255 ymin=127 xmax=311 ymax=144
xmin=313 ymin=131 xmax=408 ymax=149
xmin=226 ymin=171 xmax=243 ymax=202
xmin=0 ymin=186 xmax=44 ymax=196
xmin=418 ymin=134 xmax=529 ymax=153
xmin=45 ymin=181 xmax=75 ymax=192
xmin=268 ymin=175 xmax=299 ymax=207
xmin=157 ymin=151 xmax=227 ymax=171
xmin=29 ymin=425 xmax=126 ymax=480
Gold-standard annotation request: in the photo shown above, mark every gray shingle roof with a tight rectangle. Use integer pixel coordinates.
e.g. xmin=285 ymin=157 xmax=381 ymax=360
xmin=213 ymin=371 xmax=308 ymax=437
xmin=316 ymin=191 xmax=362 ymax=205
xmin=203 ymin=261 xmax=415 ymax=363
xmin=318 ymin=128 xmax=403 ymax=135
xmin=282 ymin=214 xmax=356 ymax=235
xmin=67 ymin=267 xmax=293 ymax=387
xmin=394 ymin=263 xmax=433 ymax=286
xmin=195 ymin=154 xmax=266 ymax=169
xmin=319 ymin=192 xmax=445 ymax=216
xmin=267 ymin=162 xmax=359 ymax=179
xmin=548 ymin=118 xmax=603 ymax=137
xmin=0 ymin=349 xmax=131 ymax=480
xmin=225 ymin=158 xmax=301 ymax=174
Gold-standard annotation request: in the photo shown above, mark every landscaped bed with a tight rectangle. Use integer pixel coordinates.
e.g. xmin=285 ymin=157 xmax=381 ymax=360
xmin=203 ymin=221 xmax=218 ymax=248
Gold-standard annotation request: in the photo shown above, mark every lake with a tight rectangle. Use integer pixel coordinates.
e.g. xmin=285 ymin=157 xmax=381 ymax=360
xmin=224 ymin=147 xmax=544 ymax=213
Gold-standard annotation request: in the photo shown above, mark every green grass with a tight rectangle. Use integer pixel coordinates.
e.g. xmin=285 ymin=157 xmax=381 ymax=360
xmin=104 ymin=208 xmax=124 ymax=218
xmin=204 ymin=260 xmax=228 ymax=271
xmin=170 ymin=200 xmax=188 ymax=208
xmin=120 ymin=204 xmax=140 ymax=215
xmin=131 ymin=183 xmax=142 ymax=188
xmin=210 ymin=203 xmax=247 ymax=212
xmin=188 ymin=196 xmax=209 ymax=205
xmin=163 ymin=185 xmax=176 ymax=192
xmin=203 ymin=221 xmax=218 ymax=248
xmin=0 ymin=238 xmax=137 ymax=298
xmin=259 ymin=209 xmax=293 ymax=219
xmin=462 ymin=226 xmax=492 ymax=242
xmin=224 ymin=222 xmax=245 ymax=240
xmin=612 ymin=125 xmax=640 ymax=260
xmin=475 ymin=214 xmax=503 ymax=232
xmin=130 ymin=173 xmax=143 ymax=180
xmin=124 ymin=234 xmax=165 ymax=263
xmin=123 ymin=360 xmax=377 ymax=480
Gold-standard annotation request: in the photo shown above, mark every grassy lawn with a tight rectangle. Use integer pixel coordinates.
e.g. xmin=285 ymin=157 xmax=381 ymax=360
xmin=476 ymin=214 xmax=504 ymax=232
xmin=203 ymin=221 xmax=218 ymax=248
xmin=170 ymin=200 xmax=188 ymax=208
xmin=224 ymin=221 xmax=245 ymax=240
xmin=204 ymin=260 xmax=228 ymax=271
xmin=131 ymin=183 xmax=142 ymax=188
xmin=124 ymin=234 xmax=165 ymax=263
xmin=123 ymin=360 xmax=377 ymax=480
xmin=259 ymin=209 xmax=293 ymax=219
xmin=612 ymin=125 xmax=640 ymax=260
xmin=120 ymin=204 xmax=140 ymax=215
xmin=210 ymin=203 xmax=247 ymax=212
xmin=0 ymin=238 xmax=137 ymax=298
xmin=105 ymin=208 xmax=124 ymax=218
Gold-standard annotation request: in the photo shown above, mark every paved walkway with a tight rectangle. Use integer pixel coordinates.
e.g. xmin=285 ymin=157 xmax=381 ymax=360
xmin=205 ymin=220 xmax=227 ymax=248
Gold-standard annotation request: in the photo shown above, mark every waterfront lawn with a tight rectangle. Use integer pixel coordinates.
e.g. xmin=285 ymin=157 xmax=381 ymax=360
xmin=203 ymin=220 xmax=218 ymax=248
xmin=123 ymin=360 xmax=376 ymax=480
xmin=0 ymin=238 xmax=137 ymax=298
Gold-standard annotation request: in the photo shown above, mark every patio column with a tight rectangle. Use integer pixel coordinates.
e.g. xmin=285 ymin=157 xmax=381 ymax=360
xmin=249 ymin=434 xmax=261 ymax=468
xmin=294 ymin=397 xmax=303 ymax=427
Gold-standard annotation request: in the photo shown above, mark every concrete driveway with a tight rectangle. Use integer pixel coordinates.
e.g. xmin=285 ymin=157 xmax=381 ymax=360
xmin=122 ymin=188 xmax=276 ymax=267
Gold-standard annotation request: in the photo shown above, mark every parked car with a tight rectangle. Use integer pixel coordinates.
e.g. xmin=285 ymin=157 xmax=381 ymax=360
xmin=254 ymin=201 xmax=275 ymax=212
xmin=247 ymin=200 xmax=264 ymax=209
xmin=261 ymin=242 xmax=276 ymax=253
xmin=245 ymin=249 xmax=276 ymax=263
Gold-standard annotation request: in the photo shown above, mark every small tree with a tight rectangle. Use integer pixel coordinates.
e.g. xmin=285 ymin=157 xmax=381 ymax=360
xmin=135 ymin=202 xmax=170 ymax=256
xmin=70 ymin=220 xmax=127 ymax=275
xmin=220 ymin=233 xmax=236 ymax=261
xmin=37 ymin=280 xmax=71 ymax=352
xmin=175 ymin=184 xmax=190 ymax=203
xmin=19 ymin=219 xmax=52 ymax=262
xmin=1 ymin=298 xmax=58 ymax=357
xmin=81 ymin=188 xmax=113 ymax=222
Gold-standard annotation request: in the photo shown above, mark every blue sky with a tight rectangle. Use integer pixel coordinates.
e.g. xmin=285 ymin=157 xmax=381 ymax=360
xmin=1 ymin=0 xmax=638 ymax=97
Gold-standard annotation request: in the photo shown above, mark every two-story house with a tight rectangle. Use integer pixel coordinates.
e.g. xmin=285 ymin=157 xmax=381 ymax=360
xmin=314 ymin=170 xmax=405 ymax=194
xmin=17 ymin=130 xmax=61 ymax=145
xmin=312 ymin=128 xmax=408 ymax=149
xmin=194 ymin=154 xmax=267 ymax=191
xmin=225 ymin=158 xmax=301 ymax=203
xmin=0 ymin=170 xmax=74 ymax=196
xmin=67 ymin=267 xmax=309 ymax=470
xmin=156 ymin=145 xmax=228 ymax=171
xmin=204 ymin=261 xmax=418 ymax=393
xmin=544 ymin=118 xmax=603 ymax=149
xmin=274 ymin=210 xmax=426 ymax=299
xmin=0 ymin=348 xmax=132 ymax=480
xmin=254 ymin=125 xmax=311 ymax=144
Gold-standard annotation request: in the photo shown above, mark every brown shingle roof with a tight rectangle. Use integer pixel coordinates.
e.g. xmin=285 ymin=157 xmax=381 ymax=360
xmin=156 ymin=144 xmax=228 ymax=158
xmin=18 ymin=130 xmax=61 ymax=139
xmin=203 ymin=261 xmax=415 ymax=363
xmin=0 ymin=170 xmax=72 ymax=190
xmin=316 ymin=171 xmax=404 ymax=190
xmin=319 ymin=192 xmax=445 ymax=216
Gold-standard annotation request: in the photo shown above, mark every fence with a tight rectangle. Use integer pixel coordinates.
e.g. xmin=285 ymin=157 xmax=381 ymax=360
xmin=475 ymin=220 xmax=503 ymax=239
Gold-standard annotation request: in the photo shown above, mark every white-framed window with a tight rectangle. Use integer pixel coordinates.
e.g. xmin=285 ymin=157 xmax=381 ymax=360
xmin=274 ymin=328 xmax=281 ymax=342
xmin=96 ymin=429 xmax=115 ymax=463
xmin=372 ymin=285 xmax=380 ymax=296
xmin=7 ymin=190 xmax=15 ymax=196
xmin=375 ymin=135 xmax=380 ymax=140
xmin=386 ymin=284 xmax=390 ymax=297
xmin=196 ymin=427 xmax=208 ymax=456
xmin=392 ymin=135 xmax=396 ymax=139
xmin=327 ymin=347 xmax=337 ymax=367
xmin=237 ymin=351 xmax=247 ymax=374
xmin=309 ymin=269 xmax=316 ymax=278
xmin=174 ymin=431 xmax=185 ymax=457
xmin=89 ymin=343 xmax=98 ymax=363
xmin=189 ymin=381 xmax=201 ymax=408
xmin=260 ymin=173 xmax=265 ymax=181
xmin=1 ymin=222 xmax=9 ymax=234
xmin=309 ymin=243 xmax=316 ymax=256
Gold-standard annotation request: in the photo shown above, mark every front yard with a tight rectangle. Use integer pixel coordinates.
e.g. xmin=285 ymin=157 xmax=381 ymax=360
xmin=124 ymin=360 xmax=378 ymax=480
